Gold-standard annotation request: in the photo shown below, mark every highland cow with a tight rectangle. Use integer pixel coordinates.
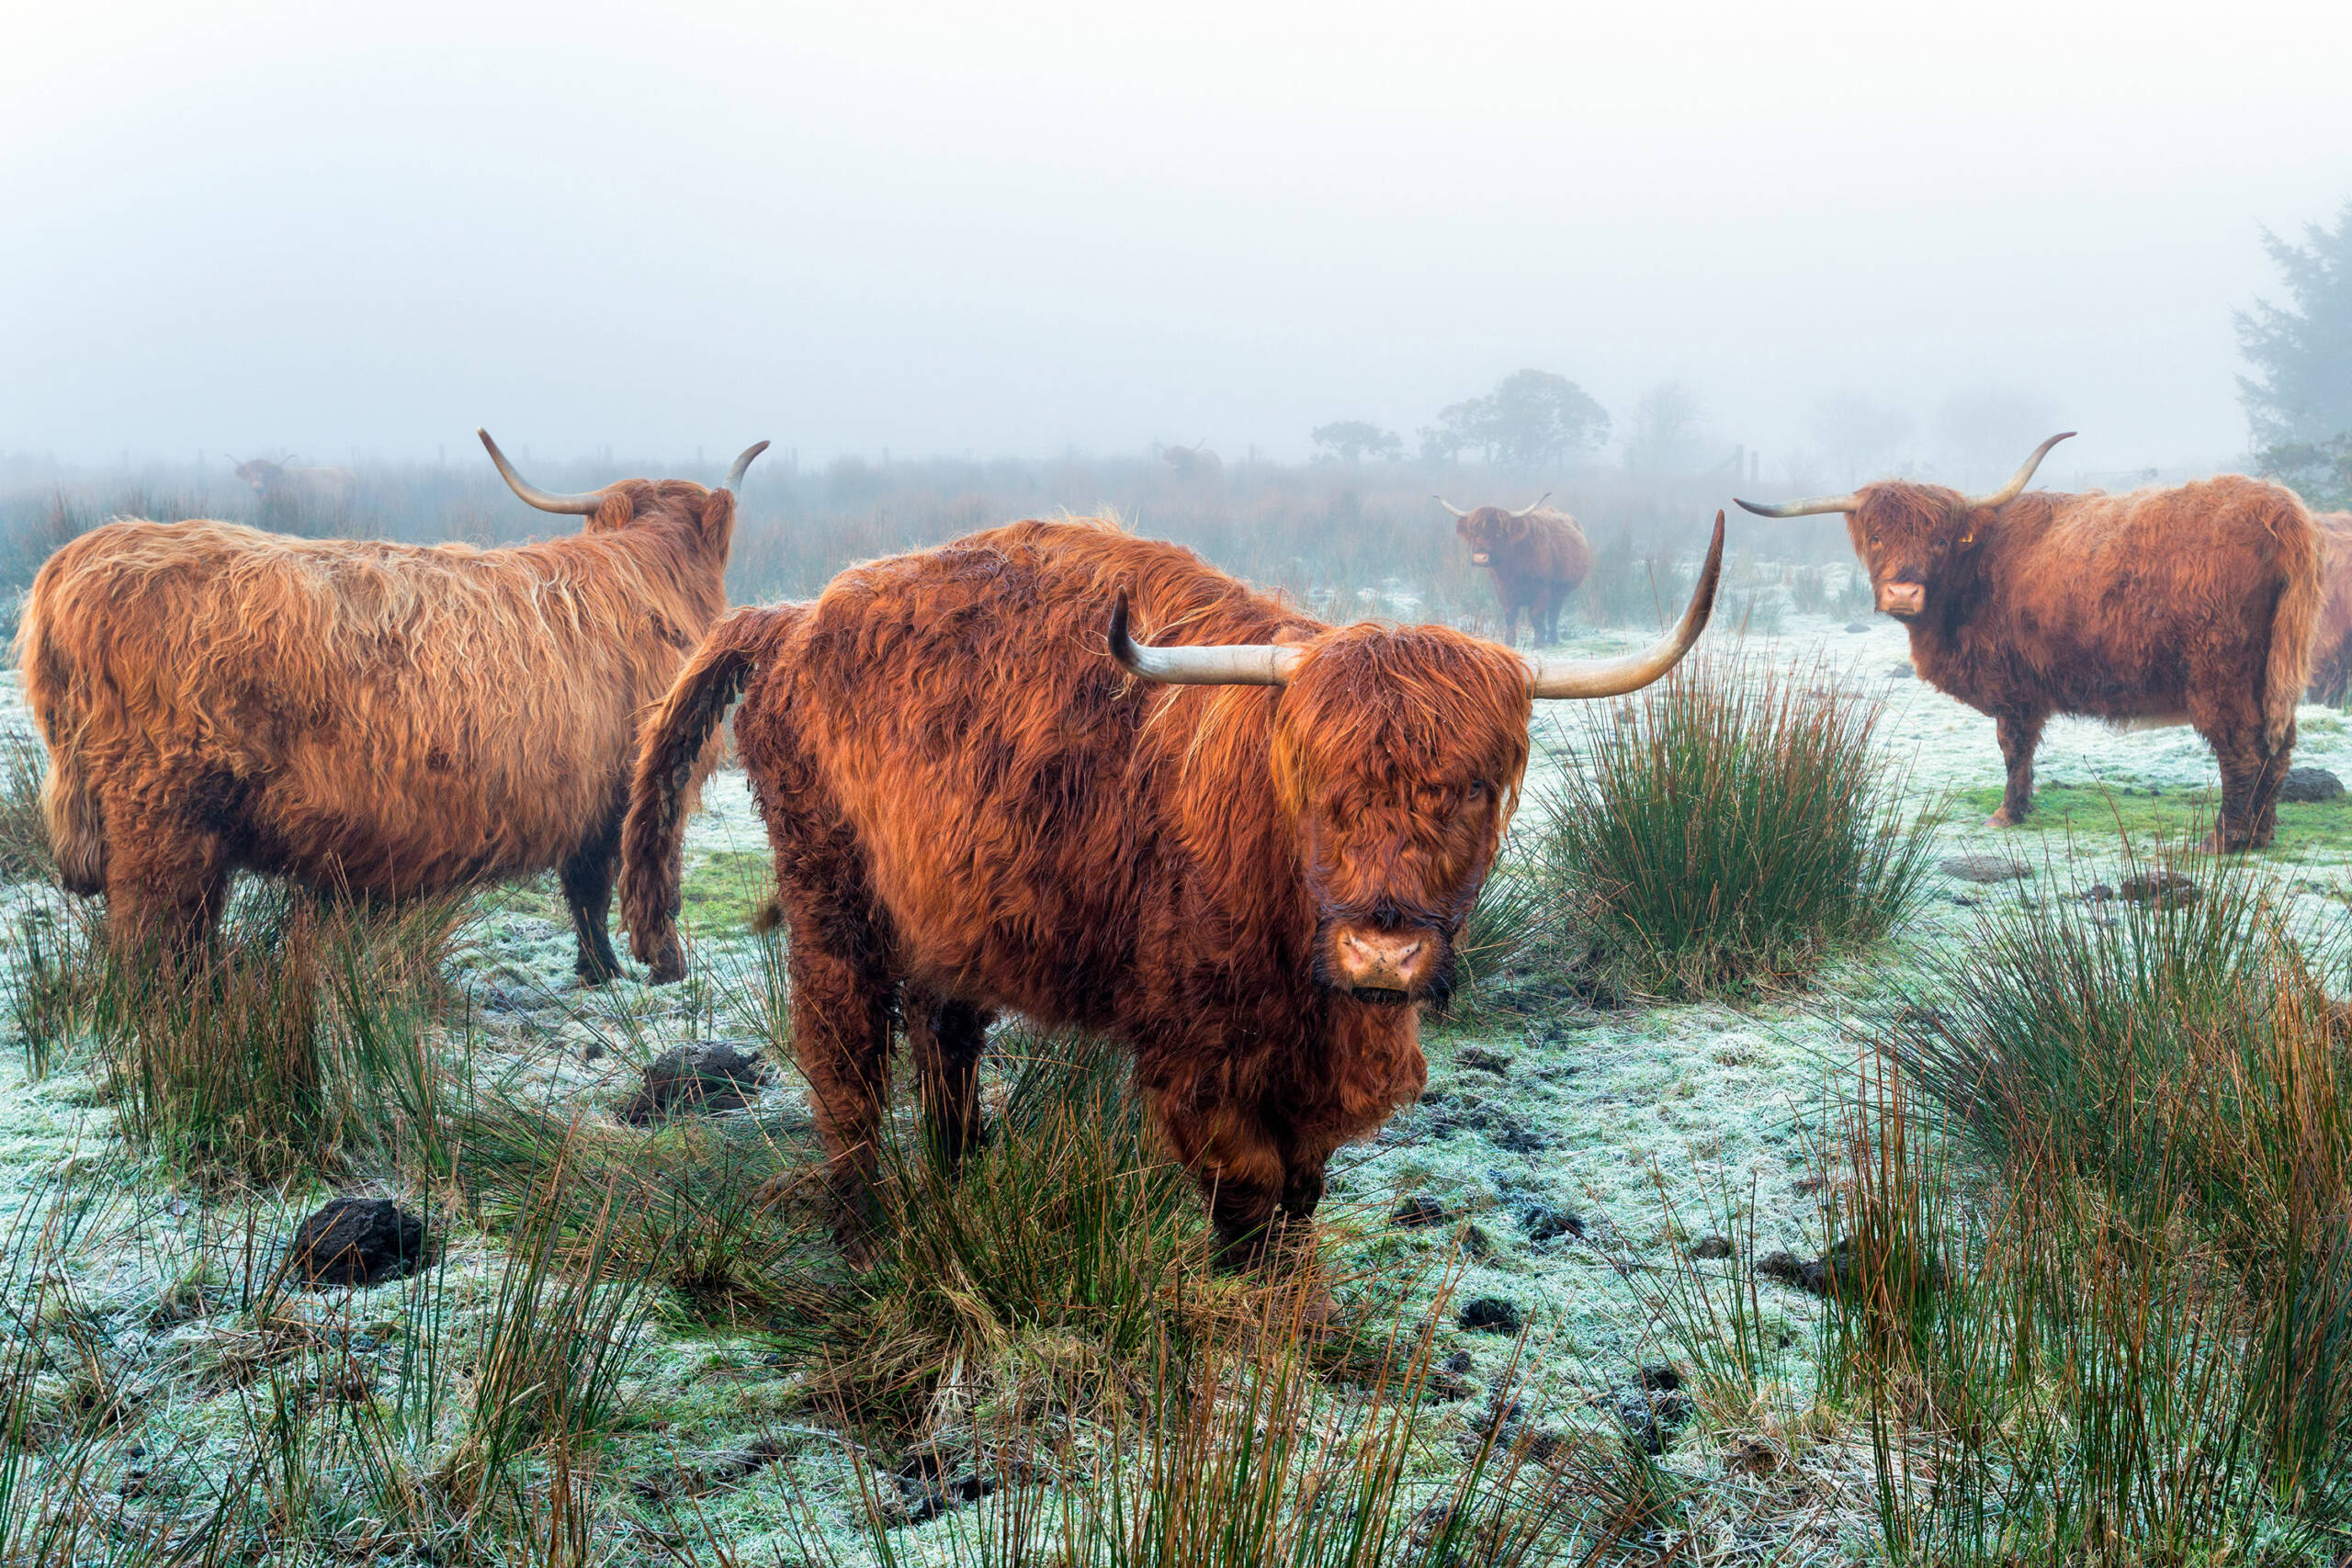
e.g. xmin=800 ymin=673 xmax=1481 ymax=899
xmin=2305 ymin=512 xmax=2352 ymax=705
xmin=1738 ymin=435 xmax=2322 ymax=852
xmin=1436 ymin=494 xmax=1594 ymax=647
xmin=232 ymin=457 xmax=358 ymax=509
xmin=621 ymin=514 xmax=1724 ymax=1266
xmin=20 ymin=430 xmax=765 ymax=978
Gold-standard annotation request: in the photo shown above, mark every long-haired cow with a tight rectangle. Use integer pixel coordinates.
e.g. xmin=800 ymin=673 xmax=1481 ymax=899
xmin=232 ymin=457 xmax=357 ymax=510
xmin=621 ymin=515 xmax=1723 ymax=1265
xmin=1436 ymin=494 xmax=1593 ymax=647
xmin=21 ymin=431 xmax=765 ymax=978
xmin=2304 ymin=511 xmax=2352 ymax=705
xmin=1739 ymin=435 xmax=2322 ymax=852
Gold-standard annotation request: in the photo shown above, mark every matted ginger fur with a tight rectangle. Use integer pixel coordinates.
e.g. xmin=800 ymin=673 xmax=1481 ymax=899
xmin=1833 ymin=474 xmax=2322 ymax=852
xmin=621 ymin=518 xmax=1576 ymax=1267
xmin=2305 ymin=512 xmax=2352 ymax=705
xmin=20 ymin=477 xmax=739 ymax=977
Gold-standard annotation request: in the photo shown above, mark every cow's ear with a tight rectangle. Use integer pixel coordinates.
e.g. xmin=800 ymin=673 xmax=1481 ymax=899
xmin=700 ymin=487 xmax=739 ymax=544
xmin=1508 ymin=515 xmax=1532 ymax=541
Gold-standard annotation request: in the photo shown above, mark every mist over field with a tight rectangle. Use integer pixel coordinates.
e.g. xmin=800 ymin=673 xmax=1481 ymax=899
xmin=6 ymin=0 xmax=2352 ymax=480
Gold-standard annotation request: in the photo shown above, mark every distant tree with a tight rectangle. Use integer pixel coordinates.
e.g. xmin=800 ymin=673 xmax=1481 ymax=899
xmin=1417 ymin=370 xmax=1610 ymax=468
xmin=1622 ymin=381 xmax=1709 ymax=478
xmin=1309 ymin=420 xmax=1403 ymax=463
xmin=2259 ymin=434 xmax=2352 ymax=512
xmin=1806 ymin=391 xmax=1915 ymax=484
xmin=2237 ymin=201 xmax=2352 ymax=452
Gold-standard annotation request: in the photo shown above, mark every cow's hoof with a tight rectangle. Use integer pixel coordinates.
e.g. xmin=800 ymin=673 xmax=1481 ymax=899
xmin=2196 ymin=829 xmax=2254 ymax=856
xmin=1984 ymin=807 xmax=2025 ymax=829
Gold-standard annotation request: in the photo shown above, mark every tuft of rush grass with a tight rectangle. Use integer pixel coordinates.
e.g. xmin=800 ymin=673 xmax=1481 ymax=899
xmin=808 ymin=1031 xmax=1217 ymax=1436
xmin=458 ymin=1095 xmax=829 ymax=1325
xmin=0 ymin=731 xmax=51 ymax=882
xmin=444 ymin=1173 xmax=655 ymax=1515
xmin=23 ymin=886 xmax=476 ymax=1183
xmin=1533 ymin=649 xmax=1937 ymax=1000
xmin=1449 ymin=860 xmax=1559 ymax=1012
xmin=1831 ymin=849 xmax=2352 ymax=1561
xmin=779 ymin=1269 xmax=1679 ymax=1567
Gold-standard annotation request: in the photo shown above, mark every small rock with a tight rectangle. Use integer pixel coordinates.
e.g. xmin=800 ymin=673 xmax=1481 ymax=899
xmin=1690 ymin=1235 xmax=1735 ymax=1260
xmin=1392 ymin=1194 xmax=1451 ymax=1229
xmin=1845 ymin=621 xmax=1871 ymax=634
xmin=1940 ymin=853 xmax=2031 ymax=885
xmin=2083 ymin=883 xmax=2116 ymax=903
xmin=618 ymin=1043 xmax=771 ymax=1125
xmin=2280 ymin=766 xmax=2344 ymax=804
xmin=1458 ymin=1296 xmax=1522 ymax=1335
xmin=1521 ymin=1204 xmax=1584 ymax=1243
xmin=287 ymin=1198 xmax=425 ymax=1289
xmin=1455 ymin=1045 xmax=1512 ymax=1076
xmin=1889 ymin=660 xmax=1915 ymax=679
xmin=2117 ymin=870 xmax=2198 ymax=908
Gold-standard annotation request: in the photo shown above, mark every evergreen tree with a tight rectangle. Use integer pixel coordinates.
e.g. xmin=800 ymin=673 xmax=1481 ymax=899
xmin=2236 ymin=201 xmax=2352 ymax=451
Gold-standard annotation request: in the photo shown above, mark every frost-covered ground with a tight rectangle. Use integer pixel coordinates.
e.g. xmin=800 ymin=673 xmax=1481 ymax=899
xmin=5 ymin=597 xmax=2350 ymax=1562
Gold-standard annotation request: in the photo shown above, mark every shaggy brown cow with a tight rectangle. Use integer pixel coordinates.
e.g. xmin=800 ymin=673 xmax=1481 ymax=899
xmin=2305 ymin=512 xmax=2352 ymax=704
xmin=1436 ymin=494 xmax=1594 ymax=647
xmin=1738 ymin=435 xmax=2322 ymax=852
xmin=232 ymin=457 xmax=357 ymax=509
xmin=20 ymin=430 xmax=765 ymax=978
xmin=620 ymin=514 xmax=1724 ymax=1266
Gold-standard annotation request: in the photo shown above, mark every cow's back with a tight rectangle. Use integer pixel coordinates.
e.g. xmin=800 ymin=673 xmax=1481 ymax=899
xmin=23 ymin=517 xmax=696 ymax=894
xmin=1929 ymin=477 xmax=2316 ymax=719
xmin=746 ymin=519 xmax=1309 ymax=1023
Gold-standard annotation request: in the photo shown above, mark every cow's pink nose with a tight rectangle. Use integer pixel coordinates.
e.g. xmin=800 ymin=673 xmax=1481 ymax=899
xmin=1331 ymin=926 xmax=1435 ymax=993
xmin=1470 ymin=552 xmax=1490 ymax=565
xmin=1878 ymin=581 xmax=1925 ymax=616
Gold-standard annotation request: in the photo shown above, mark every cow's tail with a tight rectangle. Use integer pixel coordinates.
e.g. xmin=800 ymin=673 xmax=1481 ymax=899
xmin=16 ymin=571 xmax=107 ymax=897
xmin=2267 ymin=498 xmax=2325 ymax=753
xmin=621 ymin=604 xmax=801 ymax=983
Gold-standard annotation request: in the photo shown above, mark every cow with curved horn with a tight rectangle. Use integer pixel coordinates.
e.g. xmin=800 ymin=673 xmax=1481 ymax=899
xmin=20 ymin=430 xmax=766 ymax=979
xmin=1737 ymin=435 xmax=2324 ymax=852
xmin=1437 ymin=492 xmax=1594 ymax=646
xmin=620 ymin=513 xmax=1724 ymax=1268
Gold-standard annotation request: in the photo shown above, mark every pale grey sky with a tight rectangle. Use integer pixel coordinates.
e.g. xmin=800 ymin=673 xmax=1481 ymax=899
xmin=5 ymin=0 xmax=2350 ymax=474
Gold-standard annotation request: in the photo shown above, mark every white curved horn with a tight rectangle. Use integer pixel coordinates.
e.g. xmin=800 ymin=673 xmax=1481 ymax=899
xmin=1962 ymin=432 xmax=2075 ymax=509
xmin=1735 ymin=490 xmax=1860 ymax=519
xmin=1432 ymin=495 xmax=1470 ymax=519
xmin=1524 ymin=512 xmax=1724 ymax=699
xmin=1107 ymin=592 xmax=1302 ymax=687
xmin=1510 ymin=492 xmax=1553 ymax=518
xmin=721 ymin=441 xmax=770 ymax=492
xmin=478 ymin=429 xmax=611 ymax=515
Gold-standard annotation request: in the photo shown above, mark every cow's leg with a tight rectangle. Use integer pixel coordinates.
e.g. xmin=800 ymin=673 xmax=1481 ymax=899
xmin=905 ymin=984 xmax=991 ymax=1172
xmin=559 ymin=810 xmax=625 ymax=986
xmin=776 ymin=875 xmax=897 ymax=1259
xmin=100 ymin=788 xmax=230 ymax=967
xmin=1541 ymin=588 xmax=1564 ymax=647
xmin=1986 ymin=711 xmax=2047 ymax=827
xmin=2250 ymin=716 xmax=2295 ymax=848
xmin=2188 ymin=688 xmax=2268 ymax=853
xmin=1148 ymin=1085 xmax=1290 ymax=1270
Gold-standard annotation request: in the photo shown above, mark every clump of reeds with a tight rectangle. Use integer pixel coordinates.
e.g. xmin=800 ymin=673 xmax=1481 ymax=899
xmin=811 ymin=1032 xmax=1213 ymax=1435
xmin=0 ymin=733 xmax=51 ymax=884
xmin=46 ymin=889 xmax=473 ymax=1184
xmin=1533 ymin=650 xmax=1936 ymax=1000
xmin=1828 ymin=848 xmax=2352 ymax=1560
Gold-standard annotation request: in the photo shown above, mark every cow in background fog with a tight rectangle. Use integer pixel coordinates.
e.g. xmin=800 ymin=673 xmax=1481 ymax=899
xmin=620 ymin=514 xmax=1725 ymax=1268
xmin=2305 ymin=512 xmax=2352 ymax=705
xmin=1437 ymin=494 xmax=1594 ymax=647
xmin=1739 ymin=434 xmax=2323 ymax=852
xmin=22 ymin=432 xmax=765 ymax=980
xmin=232 ymin=457 xmax=358 ymax=510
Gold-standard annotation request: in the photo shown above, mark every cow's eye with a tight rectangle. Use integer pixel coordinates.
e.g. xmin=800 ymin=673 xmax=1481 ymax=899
xmin=1465 ymin=781 xmax=1489 ymax=804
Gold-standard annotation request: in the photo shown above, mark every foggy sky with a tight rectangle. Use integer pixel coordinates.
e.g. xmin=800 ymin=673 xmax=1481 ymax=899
xmin=6 ymin=0 xmax=2352 ymax=476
